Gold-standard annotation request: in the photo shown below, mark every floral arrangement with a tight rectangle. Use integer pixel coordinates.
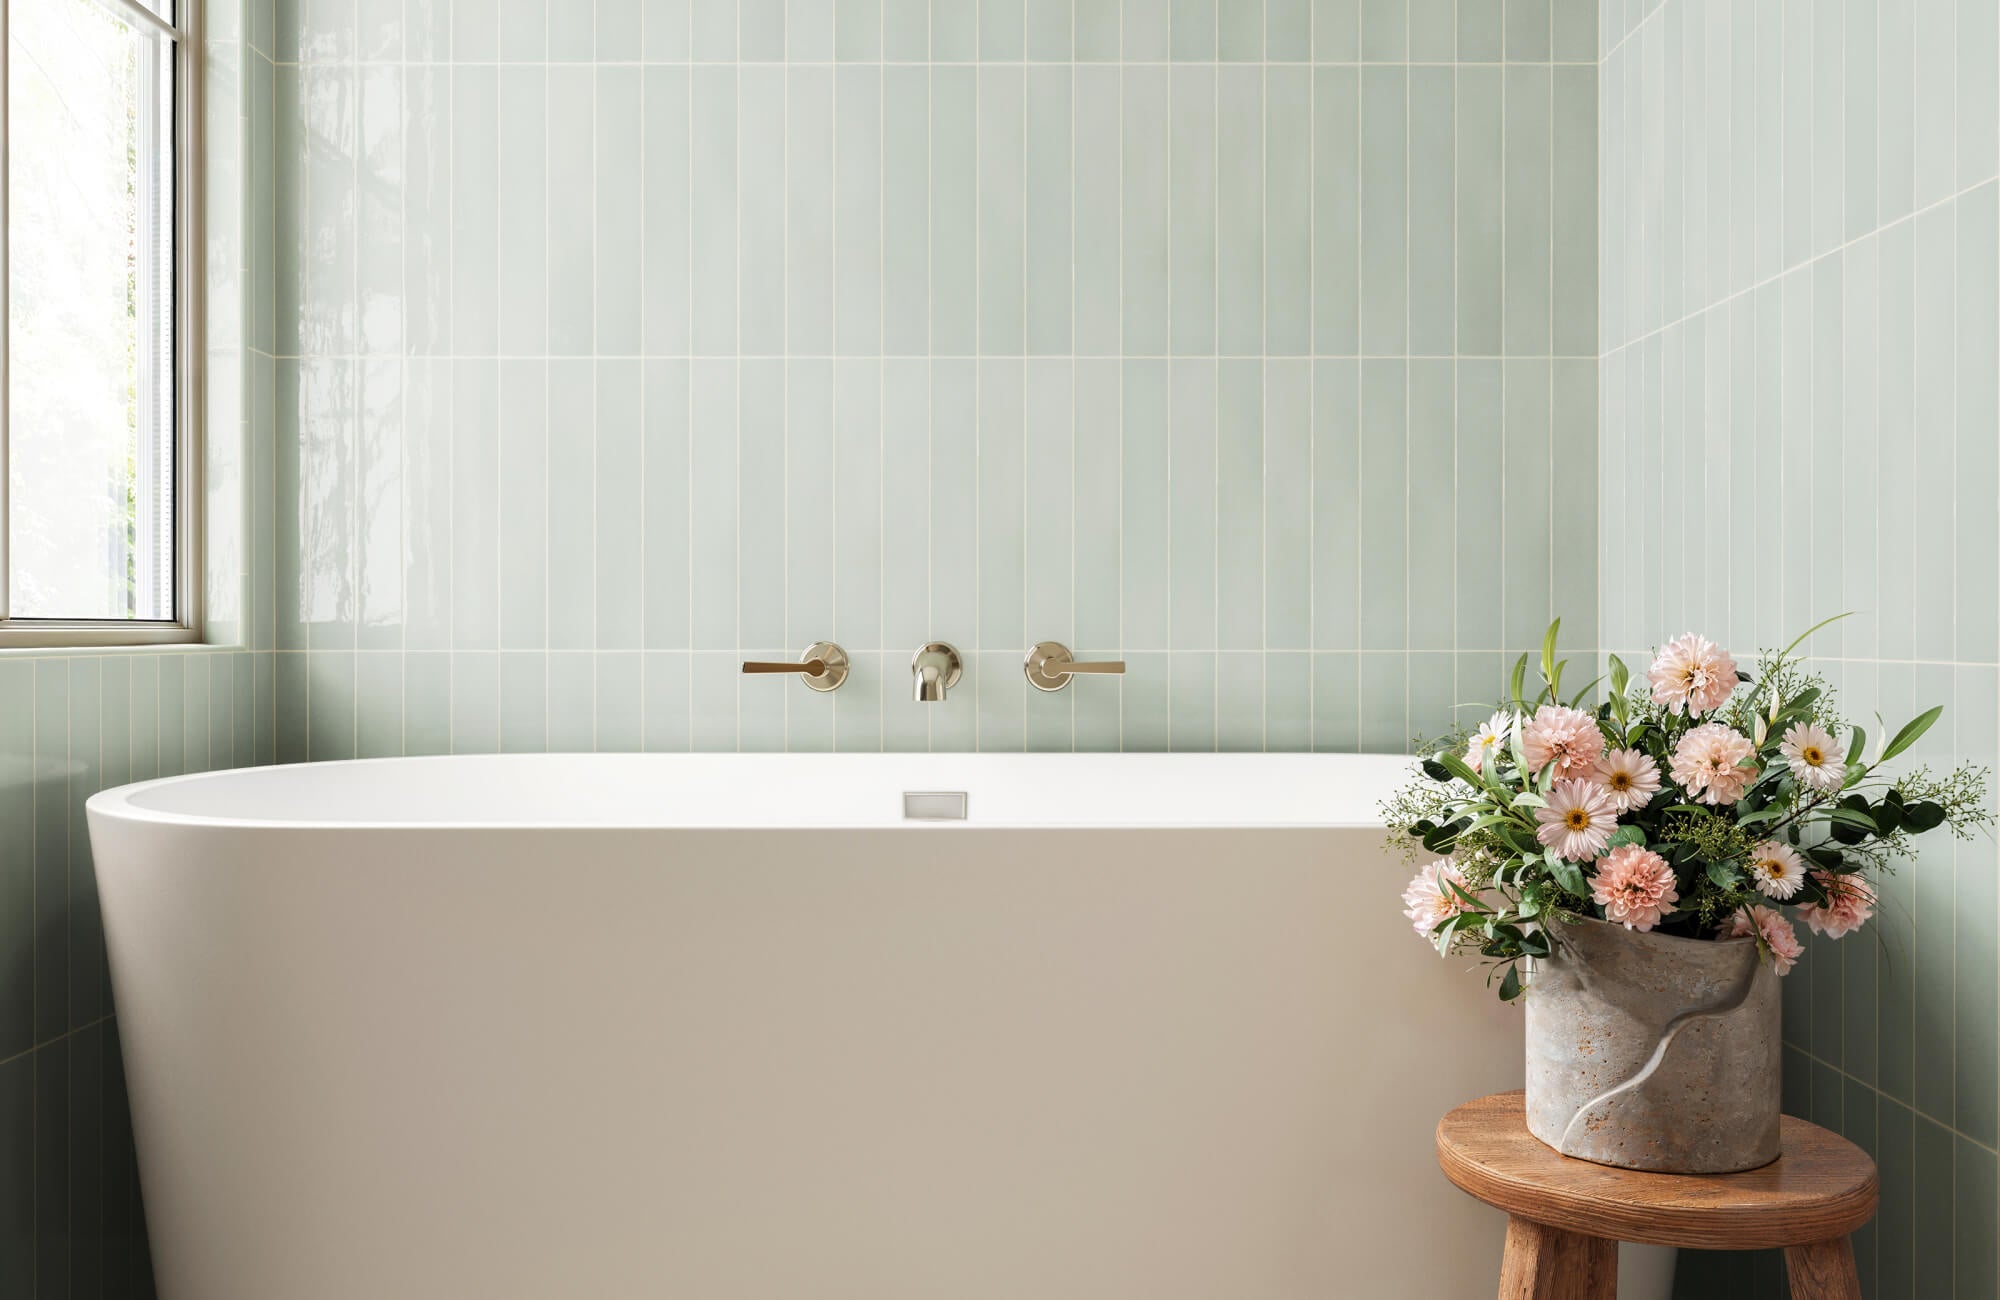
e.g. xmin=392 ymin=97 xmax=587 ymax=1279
xmin=1385 ymin=618 xmax=1991 ymax=1000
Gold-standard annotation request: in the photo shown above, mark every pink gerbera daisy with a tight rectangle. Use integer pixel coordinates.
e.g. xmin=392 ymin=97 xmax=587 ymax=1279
xmin=1728 ymin=905 xmax=1805 ymax=975
xmin=1670 ymin=722 xmax=1759 ymax=806
xmin=1591 ymin=845 xmax=1680 ymax=931
xmin=1648 ymin=633 xmax=1739 ymax=716
xmin=1520 ymin=705 xmax=1607 ymax=780
xmin=1535 ymin=779 xmax=1620 ymax=862
xmin=1745 ymin=840 xmax=1807 ymax=900
xmin=1590 ymin=747 xmax=1663 ymax=814
xmin=1401 ymin=859 xmax=1480 ymax=938
xmin=1797 ymin=871 xmax=1877 ymax=938
xmin=1780 ymin=721 xmax=1845 ymax=794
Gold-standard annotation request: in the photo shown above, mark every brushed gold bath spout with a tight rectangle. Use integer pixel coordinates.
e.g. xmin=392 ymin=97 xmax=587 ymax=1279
xmin=743 ymin=642 xmax=849 ymax=692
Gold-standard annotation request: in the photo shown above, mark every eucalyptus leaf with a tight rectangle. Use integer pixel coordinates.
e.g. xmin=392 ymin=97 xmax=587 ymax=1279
xmin=1879 ymin=706 xmax=1944 ymax=764
xmin=1499 ymin=966 xmax=1523 ymax=1001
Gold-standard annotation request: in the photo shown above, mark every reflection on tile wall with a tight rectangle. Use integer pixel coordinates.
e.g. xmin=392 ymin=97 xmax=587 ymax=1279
xmin=271 ymin=0 xmax=1600 ymax=758
xmin=1600 ymin=0 xmax=2000 ymax=1293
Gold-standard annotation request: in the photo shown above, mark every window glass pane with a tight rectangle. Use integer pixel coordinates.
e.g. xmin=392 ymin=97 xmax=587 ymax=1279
xmin=8 ymin=0 xmax=175 ymax=620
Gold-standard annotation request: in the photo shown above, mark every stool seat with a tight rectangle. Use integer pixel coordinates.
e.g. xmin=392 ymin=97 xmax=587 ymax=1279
xmin=1437 ymin=1092 xmax=1880 ymax=1299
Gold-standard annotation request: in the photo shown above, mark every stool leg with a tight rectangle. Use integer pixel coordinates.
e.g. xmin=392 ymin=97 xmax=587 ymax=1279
xmin=1498 ymin=1215 xmax=1618 ymax=1299
xmin=1783 ymin=1236 xmax=1862 ymax=1300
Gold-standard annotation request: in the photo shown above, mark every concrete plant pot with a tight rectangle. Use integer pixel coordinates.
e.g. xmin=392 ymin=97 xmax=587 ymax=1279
xmin=1524 ymin=916 xmax=1781 ymax=1173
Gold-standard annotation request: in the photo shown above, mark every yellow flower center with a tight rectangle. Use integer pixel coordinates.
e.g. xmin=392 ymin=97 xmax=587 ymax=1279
xmin=1565 ymin=809 xmax=1590 ymax=830
xmin=1608 ymin=771 xmax=1632 ymax=790
xmin=1801 ymin=745 xmax=1824 ymax=766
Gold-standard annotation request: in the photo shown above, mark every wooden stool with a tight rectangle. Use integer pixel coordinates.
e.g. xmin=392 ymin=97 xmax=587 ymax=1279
xmin=1436 ymin=1091 xmax=1879 ymax=1299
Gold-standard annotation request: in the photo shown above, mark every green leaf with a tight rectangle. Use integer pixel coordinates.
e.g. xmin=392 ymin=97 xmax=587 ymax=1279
xmin=1421 ymin=757 xmax=1452 ymax=782
xmin=1608 ymin=654 xmax=1630 ymax=698
xmin=1706 ymin=859 xmax=1742 ymax=889
xmin=1566 ymin=675 xmax=1604 ymax=710
xmin=1879 ymin=706 xmax=1944 ymax=765
xmin=1540 ymin=620 xmax=1562 ymax=695
xmin=1509 ymin=653 xmax=1530 ymax=711
xmin=1437 ymin=753 xmax=1486 ymax=788
xmin=1903 ymin=801 xmax=1948 ymax=833
xmin=1778 ymin=612 xmax=1853 ymax=662
xmin=1605 ymin=825 xmax=1648 ymax=850
xmin=1546 ymin=855 xmax=1589 ymax=899
xmin=1734 ymin=805 xmax=1786 ymax=828
xmin=1511 ymin=791 xmax=1549 ymax=809
xmin=1498 ymin=966 xmax=1523 ymax=1001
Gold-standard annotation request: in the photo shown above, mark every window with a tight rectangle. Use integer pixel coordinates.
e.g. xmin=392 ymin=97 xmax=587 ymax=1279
xmin=2 ymin=0 xmax=198 ymax=645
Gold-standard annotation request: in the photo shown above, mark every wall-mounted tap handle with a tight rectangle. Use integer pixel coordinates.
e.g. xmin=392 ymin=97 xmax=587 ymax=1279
xmin=1024 ymin=642 xmax=1126 ymax=692
xmin=742 ymin=642 xmax=849 ymax=692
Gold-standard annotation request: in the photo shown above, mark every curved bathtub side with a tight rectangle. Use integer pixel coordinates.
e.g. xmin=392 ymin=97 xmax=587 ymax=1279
xmin=91 ymin=813 xmax=1527 ymax=1300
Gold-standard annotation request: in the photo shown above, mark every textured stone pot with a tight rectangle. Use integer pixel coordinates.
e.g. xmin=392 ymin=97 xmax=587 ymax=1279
xmin=1525 ymin=916 xmax=1780 ymax=1173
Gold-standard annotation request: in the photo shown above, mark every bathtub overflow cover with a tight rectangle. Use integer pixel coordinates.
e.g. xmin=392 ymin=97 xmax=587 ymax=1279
xmin=903 ymin=791 xmax=968 ymax=821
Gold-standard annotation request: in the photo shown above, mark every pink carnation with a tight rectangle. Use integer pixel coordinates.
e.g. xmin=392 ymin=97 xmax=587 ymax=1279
xmin=1591 ymin=844 xmax=1680 ymax=930
xmin=1648 ymin=633 xmax=1739 ymax=716
xmin=1797 ymin=872 xmax=1877 ymax=939
xmin=1401 ymin=859 xmax=1479 ymax=938
xmin=1728 ymin=904 xmax=1805 ymax=975
xmin=1521 ymin=705 xmax=1607 ymax=780
xmin=1670 ymin=722 xmax=1759 ymax=806
xmin=1535 ymin=779 xmax=1620 ymax=862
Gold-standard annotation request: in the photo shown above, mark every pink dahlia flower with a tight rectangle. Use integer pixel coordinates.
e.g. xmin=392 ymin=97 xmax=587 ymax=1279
xmin=1728 ymin=905 xmax=1804 ymax=975
xmin=1780 ymin=721 xmax=1846 ymax=794
xmin=1401 ymin=859 xmax=1479 ymax=937
xmin=1745 ymin=840 xmax=1807 ymax=900
xmin=1670 ymin=722 xmax=1759 ymax=806
xmin=1521 ymin=705 xmax=1607 ymax=780
xmin=1797 ymin=871 xmax=1877 ymax=939
xmin=1535 ymin=779 xmax=1620 ymax=862
xmin=1648 ymin=633 xmax=1739 ymax=716
xmin=1590 ymin=747 xmax=1663 ymax=814
xmin=1591 ymin=844 xmax=1680 ymax=931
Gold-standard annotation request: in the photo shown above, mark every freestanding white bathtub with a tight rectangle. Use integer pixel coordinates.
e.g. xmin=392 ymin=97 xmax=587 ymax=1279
xmin=88 ymin=753 xmax=1548 ymax=1299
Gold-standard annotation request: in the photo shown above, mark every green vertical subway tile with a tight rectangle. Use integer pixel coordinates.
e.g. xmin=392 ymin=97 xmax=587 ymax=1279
xmin=1357 ymin=653 xmax=1407 ymax=752
xmin=835 ymin=653 xmax=885 ymax=752
xmin=738 ymin=67 xmax=786 ymax=355
xmin=450 ymin=361 xmax=500 ymax=653
xmin=690 ymin=68 xmax=737 ymax=355
xmin=356 ymin=361 xmax=404 ymax=652
xmin=1501 ymin=361 xmax=1552 ymax=650
xmin=1172 ymin=0 xmax=1217 ymax=58
xmin=1596 ymin=352 xmax=1625 ymax=647
xmin=1505 ymin=0 xmax=1550 ymax=59
xmin=1075 ymin=361 xmax=1123 ymax=651
xmin=1076 ymin=0 xmax=1120 ymax=58
xmin=835 ymin=361 xmax=885 ymax=650
xmin=98 ymin=659 xmax=129 ymax=794
xmin=499 ymin=654 xmax=547 ymax=754
xmin=595 ymin=69 xmax=643 ymax=356
xmin=1358 ymin=361 xmax=1407 ymax=652
xmin=1265 ymin=69 xmax=1312 ymax=355
xmin=1910 ymin=664 xmax=1956 ymax=1124
xmin=1406 ymin=67 xmax=1453 ymax=357
xmin=1313 ymin=0 xmax=1358 ymax=59
xmin=1452 ymin=653 xmax=1502 ymax=716
xmin=1218 ymin=362 xmax=1264 ymax=652
xmin=1876 ymin=1098 xmax=1914 ymax=1300
xmin=1596 ymin=52 xmax=1620 ymax=348
xmin=275 ymin=653 xmax=307 ymax=766
xmin=1956 ymin=1138 xmax=1998 ymax=1300
xmin=1552 ymin=0 xmax=1594 ymax=59
xmin=1219 ymin=0 xmax=1260 ymax=59
xmin=0 ymin=663 xmax=31 ymax=1059
xmin=686 ymin=653 xmax=739 ymax=751
xmin=1169 ymin=654 xmax=1217 ymax=752
xmin=1073 ymin=670 xmax=1121 ymax=750
xmin=689 ymin=361 xmax=738 ymax=653
xmin=1842 ymin=0 xmax=1879 ymax=242
xmin=1074 ymin=68 xmax=1121 ymax=355
xmin=930 ymin=67 xmax=977 ymax=355
xmin=1026 ymin=0 xmax=1071 ymax=58
xmin=644 ymin=654 xmax=692 ymax=753
xmin=300 ymin=361 xmax=357 ymax=653
xmin=1841 ymin=905 xmax=1880 ymax=1089
xmin=1550 ymin=362 xmax=1596 ymax=649
xmin=498 ymin=0 xmax=545 ymax=58
xmin=1808 ymin=0 xmax=1844 ymax=259
xmin=931 ymin=658 xmax=978 ymax=750
xmin=1405 ymin=0 xmax=1450 ymax=59
xmin=1876 ymin=730 xmax=1917 ymax=1104
xmin=1359 ymin=67 xmax=1407 ymax=355
xmin=1312 ymin=359 xmax=1359 ymax=649
xmin=931 ymin=361 xmax=979 ymax=643
xmin=1218 ymin=68 xmax=1264 ymax=355
xmin=641 ymin=364 xmax=690 ymax=651
xmin=883 ymin=0 xmax=929 ymax=58
xmin=1955 ymin=187 xmax=2000 ymax=663
xmin=306 ymin=653 xmax=356 ymax=762
xmin=1264 ymin=362 xmax=1312 ymax=649
xmin=1552 ymin=67 xmax=1596 ymax=357
xmin=977 ymin=68 xmax=1027 ymax=357
xmin=183 ymin=659 xmax=211 ymax=775
xmin=35 ymin=1036 xmax=69 ymax=1294
xmin=1405 ymin=361 xmax=1453 ymax=652
xmin=883 ymin=684 xmax=932 ymax=752
xmin=128 ymin=657 xmax=160 ymax=785
xmin=1503 ymin=65 xmax=1551 ymax=356
xmin=1954 ymin=667 xmax=1999 ymax=1145
xmin=974 ymin=654 xmax=1026 ymax=752
xmin=1727 ymin=299 xmax=1756 ymax=644
xmin=738 ymin=361 xmax=786 ymax=650
xmin=1778 ymin=271 xmax=1814 ymax=638
xmin=356 ymin=653 xmax=403 ymax=759
xmin=159 ymin=657 xmax=187 ymax=781
xmin=545 ymin=68 xmax=593 ymax=354
xmin=1218 ymin=654 xmax=1264 ymax=751
xmin=1026 ymin=67 xmax=1072 ymax=356
xmin=882 ymin=361 xmax=932 ymax=650
xmin=977 ymin=360 xmax=1027 ymax=651
xmin=601 ymin=0 xmax=644 ymax=53
xmin=1910 ymin=0 xmax=1952 ymax=208
xmin=1026 ymin=679 xmax=1073 ymax=753
xmin=1727 ymin=0 xmax=1753 ymax=296
xmin=1959 ymin=0 xmax=1999 ymax=184
xmin=596 ymin=655 xmax=644 ymax=753
xmin=1406 ymin=653 xmax=1455 ymax=741
xmin=832 ymin=82 xmax=880 ymax=369
xmin=1124 ymin=0 xmax=1170 ymax=57
xmin=1122 ymin=654 xmax=1171 ymax=751
xmin=1169 ymin=67 xmax=1217 ymax=356
xmin=31 ymin=663 xmax=67 ymax=1045
xmin=1024 ymin=361 xmax=1075 ymax=645
xmin=1359 ymin=0 xmax=1404 ymax=60
xmin=740 ymin=0 xmax=785 ymax=58
xmin=1808 ymin=257 xmax=1844 ymax=646
xmin=792 ymin=0 xmax=838 ymax=57
xmin=1909 ymin=202 xmax=1954 ymax=661
xmin=549 ymin=655 xmax=595 ymax=752
xmin=1913 ymin=1096 xmax=1959 ymax=1298
xmin=932 ymin=0 xmax=978 ymax=57
xmin=1875 ymin=222 xmax=1916 ymax=663
xmin=1839 ymin=1079 xmax=1879 ymax=1291
xmin=1841 ymin=239 xmax=1881 ymax=657
xmin=1170 ymin=361 xmax=1218 ymax=651
xmin=1312 ymin=68 xmax=1360 ymax=355
xmin=548 ymin=0 xmax=592 ymax=56
xmin=786 ymin=361 xmax=837 ymax=650
xmin=450 ymin=654 xmax=499 ymax=755
xmin=1750 ymin=0 xmax=1781 ymax=285
xmin=883 ymin=68 xmax=929 ymax=355
xmin=1780 ymin=0 xmax=1813 ymax=269
xmin=356 ymin=65 xmax=403 ymax=359
xmin=1781 ymin=1044 xmax=1813 ymax=1118
xmin=1455 ymin=66 xmax=1502 ymax=356
xmin=1123 ymin=361 xmax=1172 ymax=648
xmin=1313 ymin=653 xmax=1358 ymax=751
xmin=305 ymin=64 xmax=357 ymax=359
xmin=275 ymin=361 xmax=304 ymax=651
xmin=1456 ymin=0 xmax=1500 ymax=60
xmin=546 ymin=362 xmax=594 ymax=652
xmin=1267 ymin=0 xmax=1309 ymax=57
xmin=402 ymin=64 xmax=450 ymax=355
xmin=1265 ymin=653 xmax=1310 ymax=750
xmin=67 ymin=1025 xmax=103 ymax=1297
